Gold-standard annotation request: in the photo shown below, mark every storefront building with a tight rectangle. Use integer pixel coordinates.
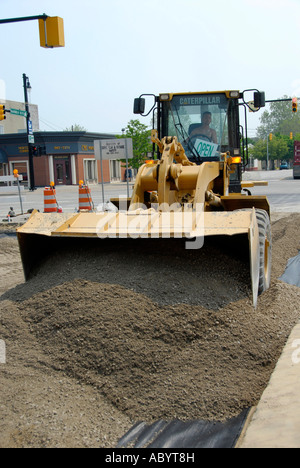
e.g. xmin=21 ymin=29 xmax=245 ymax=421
xmin=0 ymin=131 xmax=126 ymax=186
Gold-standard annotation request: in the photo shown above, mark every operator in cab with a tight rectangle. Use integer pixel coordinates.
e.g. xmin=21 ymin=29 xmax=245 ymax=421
xmin=189 ymin=112 xmax=218 ymax=144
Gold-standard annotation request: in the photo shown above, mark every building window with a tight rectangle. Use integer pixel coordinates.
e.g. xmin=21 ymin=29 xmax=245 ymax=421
xmin=9 ymin=160 xmax=29 ymax=185
xmin=84 ymin=159 xmax=98 ymax=183
xmin=109 ymin=159 xmax=121 ymax=181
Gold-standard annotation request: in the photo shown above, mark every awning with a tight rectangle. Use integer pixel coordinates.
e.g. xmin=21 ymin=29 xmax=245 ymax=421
xmin=0 ymin=149 xmax=7 ymax=163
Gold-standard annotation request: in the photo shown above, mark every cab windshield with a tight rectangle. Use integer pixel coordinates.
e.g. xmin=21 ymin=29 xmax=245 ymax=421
xmin=163 ymin=93 xmax=229 ymax=162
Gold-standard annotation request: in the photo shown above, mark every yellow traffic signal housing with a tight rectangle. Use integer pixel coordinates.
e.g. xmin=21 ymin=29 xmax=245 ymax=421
xmin=269 ymin=133 xmax=272 ymax=141
xmin=290 ymin=132 xmax=293 ymax=140
xmin=292 ymin=97 xmax=298 ymax=113
xmin=39 ymin=16 xmax=65 ymax=48
xmin=0 ymin=104 xmax=6 ymax=121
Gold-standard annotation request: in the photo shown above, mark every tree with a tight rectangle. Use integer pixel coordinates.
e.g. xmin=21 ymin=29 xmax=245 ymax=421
xmin=118 ymin=119 xmax=152 ymax=169
xmin=64 ymin=124 xmax=87 ymax=131
xmin=250 ymin=139 xmax=266 ymax=161
xmin=256 ymin=96 xmax=300 ymax=139
xmin=250 ymin=135 xmax=290 ymax=168
xmin=269 ymin=137 xmax=290 ymax=162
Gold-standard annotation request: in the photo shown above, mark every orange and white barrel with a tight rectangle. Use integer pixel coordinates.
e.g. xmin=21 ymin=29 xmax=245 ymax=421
xmin=44 ymin=187 xmax=58 ymax=213
xmin=78 ymin=182 xmax=93 ymax=211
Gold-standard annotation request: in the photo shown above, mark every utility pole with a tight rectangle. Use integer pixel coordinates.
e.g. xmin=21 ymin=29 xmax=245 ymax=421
xmin=23 ymin=73 xmax=35 ymax=191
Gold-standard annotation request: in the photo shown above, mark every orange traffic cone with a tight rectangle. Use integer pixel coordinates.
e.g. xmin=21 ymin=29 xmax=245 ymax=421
xmin=44 ymin=183 xmax=58 ymax=213
xmin=78 ymin=180 xmax=93 ymax=211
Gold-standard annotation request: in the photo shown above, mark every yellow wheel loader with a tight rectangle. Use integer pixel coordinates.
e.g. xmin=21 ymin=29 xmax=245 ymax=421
xmin=17 ymin=90 xmax=271 ymax=307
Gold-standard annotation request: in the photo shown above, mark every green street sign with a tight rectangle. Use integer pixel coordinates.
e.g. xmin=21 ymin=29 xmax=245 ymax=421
xmin=10 ymin=108 xmax=27 ymax=117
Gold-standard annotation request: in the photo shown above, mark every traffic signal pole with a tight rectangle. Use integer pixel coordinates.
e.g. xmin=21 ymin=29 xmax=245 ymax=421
xmin=23 ymin=73 xmax=35 ymax=191
xmin=0 ymin=14 xmax=48 ymax=25
xmin=1 ymin=14 xmax=65 ymax=190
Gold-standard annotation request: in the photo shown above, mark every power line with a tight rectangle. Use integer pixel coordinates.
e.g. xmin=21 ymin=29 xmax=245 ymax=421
xmin=39 ymin=117 xmax=66 ymax=131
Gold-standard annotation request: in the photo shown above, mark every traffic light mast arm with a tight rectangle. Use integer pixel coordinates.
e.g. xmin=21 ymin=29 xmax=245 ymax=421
xmin=0 ymin=14 xmax=48 ymax=24
xmin=265 ymin=98 xmax=295 ymax=103
xmin=265 ymin=97 xmax=298 ymax=113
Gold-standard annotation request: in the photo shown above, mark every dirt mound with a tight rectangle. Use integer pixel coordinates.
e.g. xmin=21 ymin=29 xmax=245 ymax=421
xmin=17 ymin=278 xmax=300 ymax=422
xmin=4 ymin=235 xmax=251 ymax=309
xmin=0 ymin=213 xmax=299 ymax=448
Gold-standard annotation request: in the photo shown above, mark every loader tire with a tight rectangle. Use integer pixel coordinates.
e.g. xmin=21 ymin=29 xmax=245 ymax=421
xmin=255 ymin=209 xmax=272 ymax=295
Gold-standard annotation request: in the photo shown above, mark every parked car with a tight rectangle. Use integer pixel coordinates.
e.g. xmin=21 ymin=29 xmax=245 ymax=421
xmin=280 ymin=162 xmax=289 ymax=170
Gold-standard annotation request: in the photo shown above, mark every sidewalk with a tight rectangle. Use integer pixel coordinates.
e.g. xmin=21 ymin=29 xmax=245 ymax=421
xmin=238 ymin=322 xmax=300 ymax=448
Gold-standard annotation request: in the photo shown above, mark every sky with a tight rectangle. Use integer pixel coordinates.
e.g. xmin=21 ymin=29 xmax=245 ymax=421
xmin=1 ymin=0 xmax=300 ymax=137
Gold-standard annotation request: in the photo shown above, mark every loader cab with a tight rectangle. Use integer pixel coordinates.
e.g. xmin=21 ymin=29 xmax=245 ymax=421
xmin=159 ymin=92 xmax=242 ymax=192
xmin=159 ymin=92 xmax=238 ymax=160
xmin=134 ymin=90 xmax=265 ymax=193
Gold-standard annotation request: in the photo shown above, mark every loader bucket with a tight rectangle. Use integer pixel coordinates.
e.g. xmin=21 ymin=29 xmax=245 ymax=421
xmin=17 ymin=207 xmax=261 ymax=307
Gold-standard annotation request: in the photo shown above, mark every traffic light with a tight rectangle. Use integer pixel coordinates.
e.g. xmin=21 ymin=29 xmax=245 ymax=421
xmin=38 ymin=145 xmax=47 ymax=156
xmin=0 ymin=104 xmax=6 ymax=121
xmin=39 ymin=17 xmax=65 ymax=48
xmin=31 ymin=145 xmax=38 ymax=156
xmin=290 ymin=132 xmax=293 ymax=140
xmin=292 ymin=97 xmax=298 ymax=113
xmin=254 ymin=91 xmax=265 ymax=108
xmin=30 ymin=145 xmax=47 ymax=157
xmin=269 ymin=133 xmax=273 ymax=141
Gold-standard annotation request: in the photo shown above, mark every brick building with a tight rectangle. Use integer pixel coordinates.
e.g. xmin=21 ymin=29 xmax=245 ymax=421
xmin=0 ymin=131 xmax=126 ymax=187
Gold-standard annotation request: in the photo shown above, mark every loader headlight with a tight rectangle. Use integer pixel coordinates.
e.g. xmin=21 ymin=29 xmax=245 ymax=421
xmin=231 ymin=157 xmax=242 ymax=164
xmin=160 ymin=94 xmax=171 ymax=101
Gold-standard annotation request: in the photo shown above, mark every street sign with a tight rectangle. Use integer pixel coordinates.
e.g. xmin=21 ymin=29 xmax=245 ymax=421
xmin=94 ymin=138 xmax=133 ymax=203
xmin=94 ymin=138 xmax=133 ymax=160
xmin=28 ymin=120 xmax=33 ymax=134
xmin=10 ymin=108 xmax=27 ymax=117
xmin=28 ymin=135 xmax=35 ymax=144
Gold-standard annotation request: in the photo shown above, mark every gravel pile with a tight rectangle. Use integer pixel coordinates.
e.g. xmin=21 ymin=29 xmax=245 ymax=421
xmin=0 ymin=213 xmax=299 ymax=448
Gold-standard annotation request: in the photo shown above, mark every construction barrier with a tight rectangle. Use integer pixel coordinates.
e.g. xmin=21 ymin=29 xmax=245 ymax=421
xmin=44 ymin=186 xmax=58 ymax=213
xmin=78 ymin=181 xmax=93 ymax=211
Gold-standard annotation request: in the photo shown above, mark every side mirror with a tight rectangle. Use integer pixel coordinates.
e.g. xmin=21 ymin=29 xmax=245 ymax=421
xmin=254 ymin=91 xmax=265 ymax=108
xmin=133 ymin=97 xmax=146 ymax=115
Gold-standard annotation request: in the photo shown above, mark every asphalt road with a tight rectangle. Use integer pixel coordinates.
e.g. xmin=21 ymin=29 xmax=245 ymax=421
xmin=246 ymin=169 xmax=300 ymax=213
xmin=0 ymin=169 xmax=299 ymax=219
